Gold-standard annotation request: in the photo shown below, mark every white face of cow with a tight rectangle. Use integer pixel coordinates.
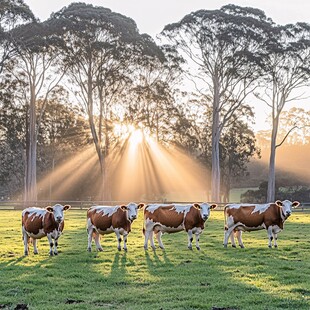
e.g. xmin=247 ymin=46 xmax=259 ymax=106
xmin=121 ymin=202 xmax=145 ymax=222
xmin=46 ymin=204 xmax=71 ymax=223
xmin=193 ymin=203 xmax=217 ymax=221
xmin=276 ymin=200 xmax=300 ymax=218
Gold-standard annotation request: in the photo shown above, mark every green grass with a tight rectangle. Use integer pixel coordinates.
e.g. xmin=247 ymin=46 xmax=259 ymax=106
xmin=0 ymin=210 xmax=309 ymax=310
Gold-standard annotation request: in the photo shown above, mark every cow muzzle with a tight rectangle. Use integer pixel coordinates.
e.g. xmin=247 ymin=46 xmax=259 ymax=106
xmin=202 ymin=215 xmax=208 ymax=221
xmin=286 ymin=211 xmax=291 ymax=218
xmin=130 ymin=215 xmax=137 ymax=222
xmin=56 ymin=216 xmax=63 ymax=223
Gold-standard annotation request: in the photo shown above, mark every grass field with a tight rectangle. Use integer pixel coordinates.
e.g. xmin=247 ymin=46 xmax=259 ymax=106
xmin=0 ymin=210 xmax=309 ymax=310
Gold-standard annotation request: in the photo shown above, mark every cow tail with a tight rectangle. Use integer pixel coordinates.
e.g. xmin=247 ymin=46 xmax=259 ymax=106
xmin=224 ymin=205 xmax=228 ymax=231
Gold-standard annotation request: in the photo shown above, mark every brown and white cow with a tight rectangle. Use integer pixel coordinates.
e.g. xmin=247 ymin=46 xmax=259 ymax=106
xmin=143 ymin=203 xmax=217 ymax=250
xmin=22 ymin=204 xmax=71 ymax=256
xmin=87 ymin=202 xmax=144 ymax=252
xmin=223 ymin=200 xmax=300 ymax=248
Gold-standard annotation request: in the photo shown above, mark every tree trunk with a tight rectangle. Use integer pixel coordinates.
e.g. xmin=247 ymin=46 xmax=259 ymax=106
xmin=25 ymin=84 xmax=37 ymax=204
xmin=267 ymin=116 xmax=279 ymax=202
xmin=211 ymin=76 xmax=221 ymax=202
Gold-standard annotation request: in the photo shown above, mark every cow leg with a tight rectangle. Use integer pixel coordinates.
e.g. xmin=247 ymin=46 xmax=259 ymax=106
xmin=47 ymin=234 xmax=54 ymax=256
xmin=94 ymin=232 xmax=103 ymax=252
xmin=144 ymin=230 xmax=151 ymax=250
xmin=87 ymin=219 xmax=94 ymax=252
xmin=149 ymin=231 xmax=156 ymax=250
xmin=273 ymin=232 xmax=278 ymax=248
xmin=155 ymin=231 xmax=165 ymax=249
xmin=54 ymin=239 xmax=59 ymax=255
xmin=22 ymin=228 xmax=29 ymax=256
xmin=187 ymin=230 xmax=193 ymax=250
xmin=230 ymin=232 xmax=237 ymax=248
xmin=195 ymin=231 xmax=201 ymax=250
xmin=32 ymin=238 xmax=39 ymax=254
xmin=267 ymin=226 xmax=273 ymax=248
xmin=123 ymin=232 xmax=128 ymax=252
xmin=115 ymin=230 xmax=122 ymax=251
xmin=224 ymin=225 xmax=237 ymax=248
xmin=236 ymin=231 xmax=244 ymax=248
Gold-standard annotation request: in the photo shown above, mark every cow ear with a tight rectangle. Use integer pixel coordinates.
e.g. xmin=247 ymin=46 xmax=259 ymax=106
xmin=275 ymin=200 xmax=283 ymax=207
xmin=292 ymin=201 xmax=300 ymax=208
xmin=46 ymin=206 xmax=53 ymax=213
xmin=193 ymin=203 xmax=201 ymax=210
xmin=137 ymin=203 xmax=145 ymax=209
xmin=63 ymin=205 xmax=71 ymax=211
xmin=120 ymin=205 xmax=128 ymax=211
xmin=210 ymin=204 xmax=217 ymax=210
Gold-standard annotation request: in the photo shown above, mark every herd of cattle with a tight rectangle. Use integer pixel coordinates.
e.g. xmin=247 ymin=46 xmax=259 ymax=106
xmin=21 ymin=200 xmax=300 ymax=256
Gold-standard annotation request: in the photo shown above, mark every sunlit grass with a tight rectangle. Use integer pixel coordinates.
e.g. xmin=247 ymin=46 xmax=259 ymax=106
xmin=0 ymin=210 xmax=309 ymax=309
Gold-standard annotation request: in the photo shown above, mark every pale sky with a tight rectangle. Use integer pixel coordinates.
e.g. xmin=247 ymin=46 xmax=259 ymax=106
xmin=23 ymin=0 xmax=310 ymax=131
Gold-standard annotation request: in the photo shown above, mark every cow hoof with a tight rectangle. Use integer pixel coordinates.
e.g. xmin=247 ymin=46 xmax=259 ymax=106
xmin=196 ymin=246 xmax=200 ymax=251
xmin=33 ymin=251 xmax=38 ymax=255
xmin=87 ymin=247 xmax=91 ymax=252
xmin=240 ymin=245 xmax=245 ymax=249
xmin=49 ymin=252 xmax=54 ymax=256
xmin=97 ymin=248 xmax=103 ymax=252
xmin=223 ymin=244 xmax=228 ymax=248
xmin=123 ymin=248 xmax=128 ymax=252
xmin=274 ymin=245 xmax=278 ymax=248
xmin=151 ymin=246 xmax=156 ymax=251
xmin=159 ymin=246 xmax=165 ymax=250
xmin=232 ymin=244 xmax=236 ymax=248
xmin=117 ymin=247 xmax=121 ymax=251
xmin=144 ymin=246 xmax=148 ymax=251
xmin=188 ymin=246 xmax=193 ymax=250
xmin=54 ymin=252 xmax=58 ymax=256
xmin=268 ymin=245 xmax=272 ymax=248
xmin=24 ymin=252 xmax=29 ymax=256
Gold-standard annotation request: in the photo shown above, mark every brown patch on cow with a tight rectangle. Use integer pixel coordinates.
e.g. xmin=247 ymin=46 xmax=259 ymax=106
xmin=88 ymin=207 xmax=131 ymax=232
xmin=144 ymin=205 xmax=184 ymax=228
xmin=184 ymin=206 xmax=204 ymax=231
xmin=226 ymin=204 xmax=284 ymax=229
xmin=22 ymin=212 xmax=44 ymax=235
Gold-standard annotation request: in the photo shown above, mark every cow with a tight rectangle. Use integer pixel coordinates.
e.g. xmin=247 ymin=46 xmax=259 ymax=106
xmin=87 ymin=202 xmax=145 ymax=252
xmin=223 ymin=200 xmax=300 ymax=248
xmin=22 ymin=204 xmax=71 ymax=256
xmin=143 ymin=203 xmax=217 ymax=250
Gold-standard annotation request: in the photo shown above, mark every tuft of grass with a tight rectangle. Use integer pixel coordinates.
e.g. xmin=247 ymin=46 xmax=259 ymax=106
xmin=0 ymin=210 xmax=309 ymax=309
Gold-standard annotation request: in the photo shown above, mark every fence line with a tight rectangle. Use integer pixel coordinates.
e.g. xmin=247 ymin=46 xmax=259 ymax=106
xmin=0 ymin=200 xmax=309 ymax=211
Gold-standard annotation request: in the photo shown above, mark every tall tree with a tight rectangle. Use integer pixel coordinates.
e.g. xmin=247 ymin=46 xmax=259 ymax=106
xmin=161 ymin=5 xmax=271 ymax=201
xmin=257 ymin=22 xmax=310 ymax=202
xmin=9 ymin=21 xmax=66 ymax=203
xmin=49 ymin=3 xmax=164 ymax=199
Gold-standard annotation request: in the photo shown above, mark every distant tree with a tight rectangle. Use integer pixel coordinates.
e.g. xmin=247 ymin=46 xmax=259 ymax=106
xmin=161 ymin=5 xmax=272 ymax=201
xmin=256 ymin=22 xmax=310 ymax=202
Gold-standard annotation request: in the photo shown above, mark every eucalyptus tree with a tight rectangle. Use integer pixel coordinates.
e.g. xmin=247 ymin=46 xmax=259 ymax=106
xmin=48 ymin=3 xmax=164 ymax=198
xmin=9 ymin=21 xmax=66 ymax=203
xmin=0 ymin=0 xmax=35 ymax=75
xmin=161 ymin=5 xmax=272 ymax=202
xmin=256 ymin=23 xmax=310 ymax=202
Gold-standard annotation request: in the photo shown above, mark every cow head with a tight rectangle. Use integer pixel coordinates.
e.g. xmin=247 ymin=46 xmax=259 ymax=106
xmin=275 ymin=200 xmax=300 ymax=218
xmin=120 ymin=202 xmax=145 ymax=222
xmin=46 ymin=204 xmax=71 ymax=223
xmin=193 ymin=203 xmax=217 ymax=221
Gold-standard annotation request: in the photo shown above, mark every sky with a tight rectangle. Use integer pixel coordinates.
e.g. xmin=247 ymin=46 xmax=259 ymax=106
xmin=23 ymin=0 xmax=310 ymax=131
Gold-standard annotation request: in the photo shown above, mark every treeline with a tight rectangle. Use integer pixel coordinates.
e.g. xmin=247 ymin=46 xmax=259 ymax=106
xmin=0 ymin=1 xmax=310 ymax=202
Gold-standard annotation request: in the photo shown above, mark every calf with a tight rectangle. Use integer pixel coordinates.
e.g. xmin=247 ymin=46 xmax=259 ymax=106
xmin=22 ymin=204 xmax=71 ymax=256
xmin=223 ymin=200 xmax=300 ymax=248
xmin=143 ymin=203 xmax=217 ymax=250
xmin=87 ymin=202 xmax=144 ymax=252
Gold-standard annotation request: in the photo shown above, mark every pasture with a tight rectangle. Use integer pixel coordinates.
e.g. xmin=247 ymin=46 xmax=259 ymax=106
xmin=0 ymin=210 xmax=309 ymax=310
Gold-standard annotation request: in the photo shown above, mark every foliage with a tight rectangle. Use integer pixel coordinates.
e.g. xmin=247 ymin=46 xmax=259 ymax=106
xmin=0 ymin=210 xmax=309 ymax=309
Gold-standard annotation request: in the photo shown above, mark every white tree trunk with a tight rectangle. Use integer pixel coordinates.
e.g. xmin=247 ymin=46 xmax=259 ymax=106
xmin=267 ymin=116 xmax=279 ymax=202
